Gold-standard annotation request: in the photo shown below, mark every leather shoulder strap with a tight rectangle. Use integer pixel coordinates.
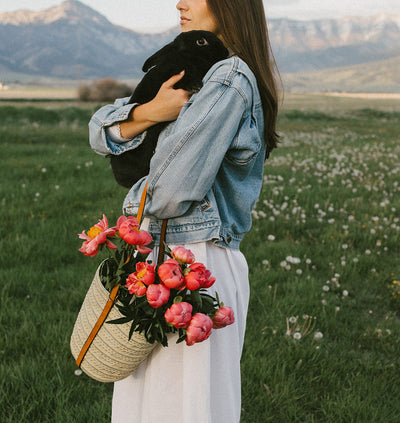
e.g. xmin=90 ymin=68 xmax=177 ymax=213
xmin=136 ymin=181 xmax=148 ymax=224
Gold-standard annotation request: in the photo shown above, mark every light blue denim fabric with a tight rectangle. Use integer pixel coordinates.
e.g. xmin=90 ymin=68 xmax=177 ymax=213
xmin=88 ymin=56 xmax=265 ymax=249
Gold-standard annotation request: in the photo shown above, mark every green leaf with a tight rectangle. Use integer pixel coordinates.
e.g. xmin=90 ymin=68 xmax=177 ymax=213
xmin=177 ymin=329 xmax=187 ymax=344
xmin=107 ymin=316 xmax=133 ymax=325
xmin=190 ymin=290 xmax=203 ymax=310
xmin=164 ymin=243 xmax=172 ymax=257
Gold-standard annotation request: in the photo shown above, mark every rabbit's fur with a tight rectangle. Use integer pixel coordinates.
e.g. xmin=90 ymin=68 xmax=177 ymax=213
xmin=110 ymin=30 xmax=229 ymax=188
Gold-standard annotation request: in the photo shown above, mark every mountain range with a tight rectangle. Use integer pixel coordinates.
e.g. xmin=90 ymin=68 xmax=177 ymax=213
xmin=0 ymin=0 xmax=399 ymax=92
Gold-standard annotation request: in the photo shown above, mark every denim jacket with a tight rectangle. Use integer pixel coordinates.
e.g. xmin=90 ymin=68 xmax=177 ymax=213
xmin=89 ymin=56 xmax=265 ymax=249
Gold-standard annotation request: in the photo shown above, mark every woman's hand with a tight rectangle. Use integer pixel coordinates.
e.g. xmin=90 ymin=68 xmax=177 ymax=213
xmin=120 ymin=72 xmax=190 ymax=139
xmin=146 ymin=71 xmax=191 ymax=123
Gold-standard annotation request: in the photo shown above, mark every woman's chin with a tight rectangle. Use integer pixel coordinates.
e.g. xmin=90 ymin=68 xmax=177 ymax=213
xmin=180 ymin=24 xmax=192 ymax=32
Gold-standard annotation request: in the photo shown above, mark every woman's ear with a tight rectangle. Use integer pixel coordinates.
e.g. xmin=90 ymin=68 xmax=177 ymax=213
xmin=142 ymin=42 xmax=176 ymax=72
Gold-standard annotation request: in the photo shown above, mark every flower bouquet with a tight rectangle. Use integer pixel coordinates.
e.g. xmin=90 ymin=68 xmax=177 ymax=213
xmin=71 ymin=213 xmax=234 ymax=382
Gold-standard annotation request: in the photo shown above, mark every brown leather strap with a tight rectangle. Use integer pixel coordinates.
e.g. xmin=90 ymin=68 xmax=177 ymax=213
xmin=157 ymin=219 xmax=169 ymax=265
xmin=136 ymin=181 xmax=148 ymax=224
xmin=76 ymin=283 xmax=119 ymax=368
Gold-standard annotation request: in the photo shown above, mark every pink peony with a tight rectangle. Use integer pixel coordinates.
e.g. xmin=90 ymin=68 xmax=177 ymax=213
xmin=135 ymin=262 xmax=155 ymax=285
xmin=171 ymin=246 xmax=195 ymax=264
xmin=78 ymin=214 xmax=117 ymax=257
xmin=126 ymin=276 xmax=147 ymax=296
xmin=164 ymin=302 xmax=193 ymax=328
xmin=158 ymin=258 xmax=185 ymax=289
xmin=146 ymin=284 xmax=170 ymax=308
xmin=184 ymin=263 xmax=216 ymax=291
xmin=185 ymin=313 xmax=213 ymax=346
xmin=117 ymin=215 xmax=153 ymax=253
xmin=212 ymin=307 xmax=235 ymax=329
xmin=125 ymin=262 xmax=155 ymax=296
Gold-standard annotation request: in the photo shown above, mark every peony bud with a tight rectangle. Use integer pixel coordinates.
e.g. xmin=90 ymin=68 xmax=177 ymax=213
xmin=158 ymin=258 xmax=185 ymax=289
xmin=171 ymin=246 xmax=195 ymax=264
xmin=146 ymin=284 xmax=170 ymax=308
xmin=186 ymin=313 xmax=213 ymax=346
xmin=184 ymin=262 xmax=216 ymax=291
xmin=164 ymin=302 xmax=193 ymax=328
xmin=212 ymin=306 xmax=235 ymax=329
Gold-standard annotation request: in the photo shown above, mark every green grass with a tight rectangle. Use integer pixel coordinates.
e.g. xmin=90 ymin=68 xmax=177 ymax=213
xmin=1 ymin=100 xmax=399 ymax=422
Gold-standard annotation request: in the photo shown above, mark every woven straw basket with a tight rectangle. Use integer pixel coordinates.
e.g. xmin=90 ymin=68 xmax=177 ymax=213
xmin=70 ymin=264 xmax=157 ymax=383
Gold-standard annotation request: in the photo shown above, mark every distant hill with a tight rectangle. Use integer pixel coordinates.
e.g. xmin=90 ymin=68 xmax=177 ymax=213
xmin=0 ymin=0 xmax=399 ymax=92
xmin=284 ymin=56 xmax=400 ymax=93
xmin=268 ymin=15 xmax=400 ymax=72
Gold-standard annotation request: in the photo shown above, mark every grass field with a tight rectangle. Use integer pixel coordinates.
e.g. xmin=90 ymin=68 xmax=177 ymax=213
xmin=0 ymin=97 xmax=399 ymax=422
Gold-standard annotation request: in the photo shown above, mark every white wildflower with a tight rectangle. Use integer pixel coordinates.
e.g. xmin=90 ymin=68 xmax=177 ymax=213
xmin=286 ymin=256 xmax=301 ymax=264
xmin=314 ymin=332 xmax=323 ymax=340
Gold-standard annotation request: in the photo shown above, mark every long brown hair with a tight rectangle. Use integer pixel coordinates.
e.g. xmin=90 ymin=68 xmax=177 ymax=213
xmin=207 ymin=0 xmax=280 ymax=157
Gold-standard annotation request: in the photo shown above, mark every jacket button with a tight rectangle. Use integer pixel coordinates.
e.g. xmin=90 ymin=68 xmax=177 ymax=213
xmin=226 ymin=235 xmax=232 ymax=243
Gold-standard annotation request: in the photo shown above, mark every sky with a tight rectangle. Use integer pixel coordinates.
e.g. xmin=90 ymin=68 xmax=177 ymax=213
xmin=0 ymin=0 xmax=399 ymax=33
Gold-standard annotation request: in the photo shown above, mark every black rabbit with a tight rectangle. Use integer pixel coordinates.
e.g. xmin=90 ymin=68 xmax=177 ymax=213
xmin=110 ymin=30 xmax=229 ymax=188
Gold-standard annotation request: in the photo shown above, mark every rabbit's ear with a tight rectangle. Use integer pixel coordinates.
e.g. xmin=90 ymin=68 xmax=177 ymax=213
xmin=142 ymin=42 xmax=175 ymax=72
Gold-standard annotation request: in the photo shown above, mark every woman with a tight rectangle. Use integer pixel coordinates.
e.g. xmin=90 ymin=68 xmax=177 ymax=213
xmin=89 ymin=0 xmax=279 ymax=421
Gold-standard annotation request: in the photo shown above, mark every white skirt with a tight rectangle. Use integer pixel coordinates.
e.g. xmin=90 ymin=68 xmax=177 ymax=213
xmin=111 ymin=241 xmax=250 ymax=423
